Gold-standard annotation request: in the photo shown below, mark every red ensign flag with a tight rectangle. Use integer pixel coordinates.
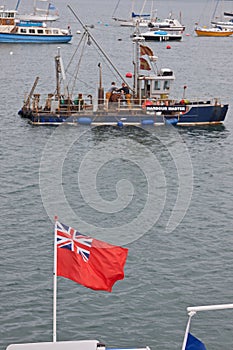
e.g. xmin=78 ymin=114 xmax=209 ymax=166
xmin=55 ymin=221 xmax=128 ymax=292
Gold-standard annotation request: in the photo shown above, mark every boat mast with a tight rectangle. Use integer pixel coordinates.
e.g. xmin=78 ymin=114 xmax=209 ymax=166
xmin=132 ymin=25 xmax=144 ymax=100
xmin=24 ymin=76 xmax=39 ymax=108
xmin=212 ymin=0 xmax=221 ymax=21
xmin=133 ymin=37 xmax=140 ymax=99
xmin=15 ymin=0 xmax=21 ymax=11
xmin=112 ymin=0 xmax=121 ymax=19
xmin=55 ymin=47 xmax=68 ymax=101
xmin=46 ymin=1 xmax=50 ymax=16
xmin=55 ymin=48 xmax=61 ymax=100
xmin=98 ymin=62 xmax=104 ymax=105
xmin=33 ymin=0 xmax=37 ymax=15
xmin=140 ymin=0 xmax=147 ymax=16
xmin=131 ymin=0 xmax=135 ymax=17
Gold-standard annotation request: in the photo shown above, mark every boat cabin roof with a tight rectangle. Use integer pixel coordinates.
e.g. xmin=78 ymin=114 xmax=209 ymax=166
xmin=158 ymin=68 xmax=174 ymax=76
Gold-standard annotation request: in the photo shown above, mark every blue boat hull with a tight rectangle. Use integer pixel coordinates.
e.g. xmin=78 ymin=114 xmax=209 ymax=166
xmin=0 ymin=33 xmax=72 ymax=43
xmin=18 ymin=104 xmax=228 ymax=126
xmin=177 ymin=104 xmax=228 ymax=126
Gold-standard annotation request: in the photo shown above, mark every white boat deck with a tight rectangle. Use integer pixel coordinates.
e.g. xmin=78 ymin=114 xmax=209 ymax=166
xmin=6 ymin=341 xmax=150 ymax=350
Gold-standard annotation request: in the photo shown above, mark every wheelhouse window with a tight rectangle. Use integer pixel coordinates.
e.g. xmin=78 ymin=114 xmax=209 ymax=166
xmin=154 ymin=80 xmax=161 ymax=90
xmin=45 ymin=29 xmax=52 ymax=34
xmin=164 ymin=81 xmax=170 ymax=90
xmin=37 ymin=29 xmax=44 ymax=34
xmin=20 ymin=28 xmax=27 ymax=33
xmin=29 ymin=29 xmax=35 ymax=34
xmin=53 ymin=30 xmax=59 ymax=34
xmin=3 ymin=12 xmax=14 ymax=18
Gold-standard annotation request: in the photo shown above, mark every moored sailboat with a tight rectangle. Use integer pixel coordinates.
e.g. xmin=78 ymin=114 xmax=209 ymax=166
xmin=195 ymin=25 xmax=233 ymax=36
xmin=211 ymin=0 xmax=233 ymax=29
xmin=112 ymin=0 xmax=156 ymax=27
xmin=112 ymin=0 xmax=185 ymax=31
xmin=148 ymin=17 xmax=185 ymax=32
xmin=137 ymin=28 xmax=183 ymax=41
xmin=15 ymin=0 xmax=60 ymax=22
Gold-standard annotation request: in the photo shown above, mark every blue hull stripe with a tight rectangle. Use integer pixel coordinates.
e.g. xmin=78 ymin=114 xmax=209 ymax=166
xmin=0 ymin=33 xmax=72 ymax=43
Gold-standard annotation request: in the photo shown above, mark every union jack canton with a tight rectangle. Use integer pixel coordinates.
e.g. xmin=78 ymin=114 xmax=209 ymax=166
xmin=56 ymin=222 xmax=93 ymax=262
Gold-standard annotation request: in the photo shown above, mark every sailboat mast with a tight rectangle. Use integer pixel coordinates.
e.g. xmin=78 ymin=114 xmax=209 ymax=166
xmin=33 ymin=0 xmax=37 ymax=15
xmin=131 ymin=0 xmax=135 ymax=17
xmin=140 ymin=0 xmax=147 ymax=16
xmin=112 ymin=0 xmax=121 ymax=19
xmin=15 ymin=0 xmax=21 ymax=11
xmin=46 ymin=1 xmax=50 ymax=16
xmin=212 ymin=0 xmax=220 ymax=21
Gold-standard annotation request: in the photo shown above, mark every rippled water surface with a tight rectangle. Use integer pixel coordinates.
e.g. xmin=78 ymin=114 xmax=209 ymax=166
xmin=1 ymin=1 xmax=233 ymax=349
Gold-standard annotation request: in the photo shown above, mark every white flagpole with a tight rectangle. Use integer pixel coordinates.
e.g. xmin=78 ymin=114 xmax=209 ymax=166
xmin=53 ymin=218 xmax=58 ymax=342
xmin=181 ymin=303 xmax=233 ymax=350
xmin=181 ymin=311 xmax=195 ymax=350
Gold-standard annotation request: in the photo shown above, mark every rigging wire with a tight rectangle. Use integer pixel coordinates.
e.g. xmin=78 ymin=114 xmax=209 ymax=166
xmin=112 ymin=0 xmax=121 ymax=18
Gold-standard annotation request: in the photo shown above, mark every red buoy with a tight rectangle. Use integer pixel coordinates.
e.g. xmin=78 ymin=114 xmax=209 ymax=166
xmin=126 ymin=72 xmax=133 ymax=78
xmin=166 ymin=45 xmax=171 ymax=49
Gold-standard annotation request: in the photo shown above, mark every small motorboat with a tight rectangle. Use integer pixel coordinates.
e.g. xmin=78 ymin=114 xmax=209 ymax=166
xmin=138 ymin=29 xmax=183 ymax=41
xmin=148 ymin=17 xmax=185 ymax=32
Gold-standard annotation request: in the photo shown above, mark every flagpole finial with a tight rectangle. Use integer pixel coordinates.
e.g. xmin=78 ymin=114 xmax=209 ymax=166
xmin=54 ymin=215 xmax=58 ymax=221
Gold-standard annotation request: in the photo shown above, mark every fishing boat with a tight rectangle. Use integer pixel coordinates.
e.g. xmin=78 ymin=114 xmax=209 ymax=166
xmin=195 ymin=26 xmax=233 ymax=37
xmin=18 ymin=6 xmax=228 ymax=127
xmin=138 ymin=29 xmax=183 ymax=41
xmin=0 ymin=8 xmax=72 ymax=43
xmin=15 ymin=0 xmax=59 ymax=22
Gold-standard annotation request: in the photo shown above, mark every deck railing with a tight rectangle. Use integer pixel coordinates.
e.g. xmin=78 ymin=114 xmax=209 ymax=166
xmin=28 ymin=94 xmax=224 ymax=116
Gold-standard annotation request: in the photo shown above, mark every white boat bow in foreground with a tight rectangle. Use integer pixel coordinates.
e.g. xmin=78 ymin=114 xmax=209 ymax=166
xmin=182 ymin=303 xmax=233 ymax=350
xmin=6 ymin=303 xmax=233 ymax=350
xmin=6 ymin=341 xmax=150 ymax=350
